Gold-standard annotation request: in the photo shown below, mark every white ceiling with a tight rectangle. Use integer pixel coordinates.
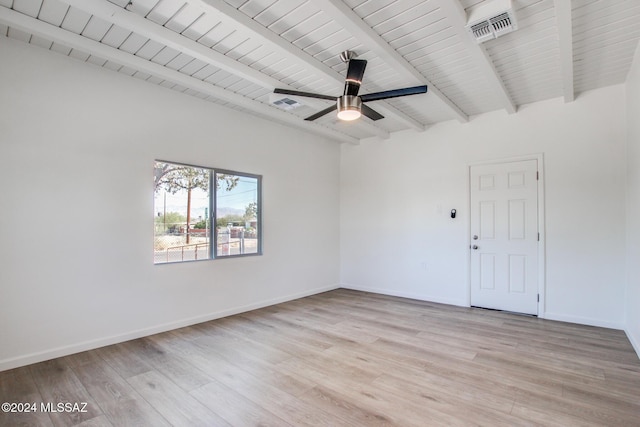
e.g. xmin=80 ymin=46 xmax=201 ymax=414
xmin=1 ymin=0 xmax=639 ymax=144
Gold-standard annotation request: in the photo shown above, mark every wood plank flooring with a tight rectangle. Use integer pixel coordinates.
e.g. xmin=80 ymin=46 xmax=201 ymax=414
xmin=1 ymin=289 xmax=639 ymax=426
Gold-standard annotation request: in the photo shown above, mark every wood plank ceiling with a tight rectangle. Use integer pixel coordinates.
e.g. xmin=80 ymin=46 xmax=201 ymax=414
xmin=1 ymin=0 xmax=639 ymax=144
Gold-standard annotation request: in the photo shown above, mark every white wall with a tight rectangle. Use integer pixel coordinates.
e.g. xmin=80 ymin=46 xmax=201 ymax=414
xmin=0 ymin=37 xmax=340 ymax=370
xmin=625 ymin=42 xmax=640 ymax=356
xmin=341 ymin=86 xmax=627 ymax=328
xmin=2 ymin=33 xmax=636 ymax=370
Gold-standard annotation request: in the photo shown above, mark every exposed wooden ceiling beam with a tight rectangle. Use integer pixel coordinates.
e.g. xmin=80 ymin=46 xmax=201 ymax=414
xmin=191 ymin=0 xmax=340 ymax=87
xmin=61 ymin=0 xmax=277 ymax=90
xmin=0 ymin=6 xmax=359 ymax=145
xmin=314 ymin=0 xmax=469 ymax=123
xmin=57 ymin=0 xmax=388 ymax=140
xmin=554 ymin=0 xmax=575 ymax=103
xmin=373 ymin=103 xmax=426 ymax=132
xmin=436 ymin=0 xmax=516 ymax=115
xmin=191 ymin=0 xmax=424 ymax=132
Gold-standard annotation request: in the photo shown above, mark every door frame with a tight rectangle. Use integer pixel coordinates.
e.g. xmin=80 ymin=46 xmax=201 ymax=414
xmin=467 ymin=154 xmax=546 ymax=317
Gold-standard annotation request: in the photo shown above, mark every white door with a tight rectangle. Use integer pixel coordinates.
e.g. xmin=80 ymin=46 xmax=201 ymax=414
xmin=470 ymin=159 xmax=539 ymax=315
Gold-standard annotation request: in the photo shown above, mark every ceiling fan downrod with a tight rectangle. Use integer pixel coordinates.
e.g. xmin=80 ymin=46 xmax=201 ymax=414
xmin=339 ymin=50 xmax=356 ymax=63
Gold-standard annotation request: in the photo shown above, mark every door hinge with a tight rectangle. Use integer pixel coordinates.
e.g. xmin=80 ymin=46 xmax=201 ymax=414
xmin=537 ymin=294 xmax=540 ymax=302
xmin=536 ymin=171 xmax=539 ymax=180
xmin=538 ymin=232 xmax=540 ymax=241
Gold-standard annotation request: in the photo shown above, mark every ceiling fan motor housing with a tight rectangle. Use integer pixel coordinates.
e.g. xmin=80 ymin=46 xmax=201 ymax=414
xmin=337 ymin=95 xmax=362 ymax=121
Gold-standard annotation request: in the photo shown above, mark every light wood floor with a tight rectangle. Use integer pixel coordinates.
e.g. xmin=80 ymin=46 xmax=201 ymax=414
xmin=1 ymin=289 xmax=639 ymax=426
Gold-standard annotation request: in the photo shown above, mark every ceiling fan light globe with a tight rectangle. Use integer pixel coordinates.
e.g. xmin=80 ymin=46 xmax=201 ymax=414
xmin=337 ymin=109 xmax=362 ymax=121
xmin=337 ymin=95 xmax=362 ymax=121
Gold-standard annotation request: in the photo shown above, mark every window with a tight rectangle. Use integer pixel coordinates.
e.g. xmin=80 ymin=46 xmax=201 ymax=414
xmin=153 ymin=161 xmax=261 ymax=264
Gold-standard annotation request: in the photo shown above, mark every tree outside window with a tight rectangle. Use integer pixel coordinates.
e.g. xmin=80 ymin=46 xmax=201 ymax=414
xmin=154 ymin=161 xmax=261 ymax=264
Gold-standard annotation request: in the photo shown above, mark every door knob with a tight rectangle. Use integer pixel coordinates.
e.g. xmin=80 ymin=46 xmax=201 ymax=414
xmin=472 ymin=245 xmax=478 ymax=250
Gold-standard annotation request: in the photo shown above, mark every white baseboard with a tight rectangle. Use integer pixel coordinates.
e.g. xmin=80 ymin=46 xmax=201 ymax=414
xmin=340 ymin=285 xmax=632 ymax=332
xmin=4 ymin=284 xmax=634 ymax=371
xmin=340 ymin=283 xmax=468 ymax=308
xmin=0 ymin=284 xmax=339 ymax=372
xmin=340 ymin=288 xmax=639 ymax=360
xmin=625 ymin=328 xmax=640 ymax=360
xmin=543 ymin=312 xmax=624 ymax=330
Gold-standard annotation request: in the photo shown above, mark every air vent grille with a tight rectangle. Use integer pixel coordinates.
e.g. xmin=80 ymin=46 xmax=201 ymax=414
xmin=271 ymin=97 xmax=302 ymax=110
xmin=466 ymin=0 xmax=517 ymax=44
xmin=470 ymin=21 xmax=494 ymax=43
xmin=490 ymin=12 xmax=513 ymax=37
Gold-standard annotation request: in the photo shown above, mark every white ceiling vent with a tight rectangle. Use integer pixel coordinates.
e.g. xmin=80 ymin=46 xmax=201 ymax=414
xmin=269 ymin=93 xmax=304 ymax=110
xmin=466 ymin=0 xmax=517 ymax=44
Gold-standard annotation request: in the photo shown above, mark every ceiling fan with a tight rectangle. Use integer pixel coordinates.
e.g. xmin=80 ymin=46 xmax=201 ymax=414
xmin=273 ymin=51 xmax=428 ymax=122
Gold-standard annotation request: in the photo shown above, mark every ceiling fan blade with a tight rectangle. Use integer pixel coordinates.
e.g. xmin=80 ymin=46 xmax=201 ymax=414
xmin=274 ymin=88 xmax=336 ymax=101
xmin=344 ymin=59 xmax=367 ymax=96
xmin=360 ymin=85 xmax=428 ymax=102
xmin=305 ymin=105 xmax=337 ymax=121
xmin=361 ymin=104 xmax=384 ymax=121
